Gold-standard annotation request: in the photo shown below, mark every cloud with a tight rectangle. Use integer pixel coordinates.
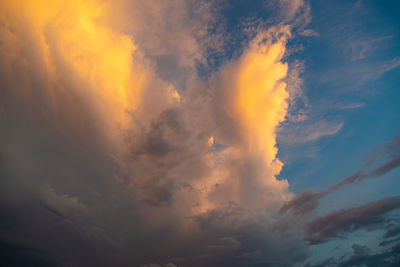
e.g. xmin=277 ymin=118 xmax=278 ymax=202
xmin=110 ymin=0 xmax=225 ymax=87
xmin=306 ymin=242 xmax=400 ymax=267
xmin=280 ymin=171 xmax=367 ymax=215
xmin=305 ymin=196 xmax=400 ymax=244
xmin=278 ymin=120 xmax=343 ymax=144
xmin=280 ymin=189 xmax=321 ymax=215
xmin=206 ymin=26 xmax=299 ymax=213
xmin=279 ymin=0 xmax=305 ymax=19
xmin=369 ymin=158 xmax=400 ymax=178
xmin=360 ymin=57 xmax=400 ymax=83
xmin=281 ymin=135 xmax=400 ymax=215
xmin=333 ymin=102 xmax=366 ymax=110
xmin=284 ymin=60 xmax=309 ymax=123
xmin=0 ymin=0 xmax=160 ymax=156
xmin=318 ymin=57 xmax=400 ymax=88
xmin=301 ymin=29 xmax=318 ymax=37
xmin=0 ymin=0 xmax=317 ymax=266
xmin=364 ymin=135 xmax=400 ymax=165
xmin=191 ymin=205 xmax=309 ymax=266
xmin=0 ymin=241 xmax=57 ymax=267
xmin=5 ymin=0 xmax=396 ymax=265
xmin=348 ymin=36 xmax=393 ymax=61
xmin=278 ymin=0 xmax=311 ymax=29
xmin=385 ymin=226 xmax=400 ymax=239
xmin=38 ymin=183 xmax=87 ymax=220
xmin=380 ymin=237 xmax=400 ymax=248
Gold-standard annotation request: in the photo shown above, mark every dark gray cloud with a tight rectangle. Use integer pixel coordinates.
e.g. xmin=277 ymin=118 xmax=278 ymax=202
xmin=368 ymin=158 xmax=400 ymax=178
xmin=279 ymin=171 xmax=367 ymax=215
xmin=0 ymin=241 xmax=57 ymax=267
xmin=306 ymin=243 xmax=400 ymax=267
xmin=280 ymin=189 xmax=322 ymax=215
xmin=190 ymin=205 xmax=309 ymax=267
xmin=280 ymin=136 xmax=400 ymax=215
xmin=384 ymin=225 xmax=400 ymax=239
xmin=305 ymin=196 xmax=400 ymax=244
xmin=380 ymin=237 xmax=400 ymax=247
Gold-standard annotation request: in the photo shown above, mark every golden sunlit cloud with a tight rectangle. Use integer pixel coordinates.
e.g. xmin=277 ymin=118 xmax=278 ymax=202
xmin=232 ymin=27 xmax=290 ymax=172
xmin=0 ymin=1 xmax=319 ymax=265
xmin=186 ymin=26 xmax=292 ymax=213
xmin=0 ymin=0 xmax=151 ymax=147
xmin=1 ymin=0 xmax=292 ymax=215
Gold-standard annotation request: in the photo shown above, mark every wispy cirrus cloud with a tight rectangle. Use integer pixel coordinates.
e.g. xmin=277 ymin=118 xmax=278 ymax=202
xmin=278 ymin=120 xmax=343 ymax=144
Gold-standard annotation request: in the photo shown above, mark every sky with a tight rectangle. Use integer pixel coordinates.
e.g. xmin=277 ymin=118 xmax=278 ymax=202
xmin=0 ymin=0 xmax=399 ymax=266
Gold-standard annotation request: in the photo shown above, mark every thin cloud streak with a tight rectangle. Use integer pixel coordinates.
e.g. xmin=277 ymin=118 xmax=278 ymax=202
xmin=305 ymin=196 xmax=400 ymax=244
xmin=281 ymin=135 xmax=400 ymax=215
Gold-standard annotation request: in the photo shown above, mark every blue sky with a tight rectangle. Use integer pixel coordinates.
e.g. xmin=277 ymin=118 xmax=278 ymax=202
xmin=279 ymin=0 xmax=400 ymax=207
xmin=0 ymin=0 xmax=399 ymax=266
xmin=277 ymin=1 xmax=400 ymax=264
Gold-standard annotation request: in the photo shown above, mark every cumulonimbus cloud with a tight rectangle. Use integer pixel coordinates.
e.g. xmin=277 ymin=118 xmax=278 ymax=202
xmin=0 ymin=0 xmax=314 ymax=266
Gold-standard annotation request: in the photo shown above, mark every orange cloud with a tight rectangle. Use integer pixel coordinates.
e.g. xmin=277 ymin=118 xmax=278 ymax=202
xmin=187 ymin=26 xmax=292 ymax=213
xmin=1 ymin=0 xmax=293 ymax=218
xmin=0 ymin=2 xmax=311 ymax=265
xmin=0 ymin=0 xmax=151 ymax=148
xmin=232 ymin=27 xmax=290 ymax=171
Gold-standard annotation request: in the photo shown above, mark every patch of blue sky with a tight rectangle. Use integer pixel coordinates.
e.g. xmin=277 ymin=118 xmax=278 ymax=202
xmin=277 ymin=0 xmax=400 ymax=197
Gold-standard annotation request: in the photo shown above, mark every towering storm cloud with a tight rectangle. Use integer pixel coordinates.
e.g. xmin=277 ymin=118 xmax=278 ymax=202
xmin=1 ymin=0 xmax=399 ymax=266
